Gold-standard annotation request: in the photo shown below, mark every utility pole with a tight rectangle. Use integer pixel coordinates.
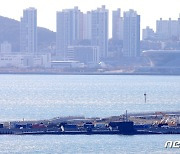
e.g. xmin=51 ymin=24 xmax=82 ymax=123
xmin=126 ymin=110 xmax=128 ymax=122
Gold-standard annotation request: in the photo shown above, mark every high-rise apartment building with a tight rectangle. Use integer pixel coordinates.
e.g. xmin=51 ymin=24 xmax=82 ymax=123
xmin=142 ymin=26 xmax=155 ymax=40
xmin=112 ymin=9 xmax=123 ymax=40
xmin=83 ymin=11 xmax=92 ymax=40
xmin=20 ymin=7 xmax=37 ymax=53
xmin=1 ymin=41 xmax=12 ymax=53
xmin=91 ymin=5 xmax=108 ymax=59
xmin=156 ymin=18 xmax=180 ymax=40
xmin=123 ymin=9 xmax=140 ymax=57
xmin=56 ymin=7 xmax=83 ymax=59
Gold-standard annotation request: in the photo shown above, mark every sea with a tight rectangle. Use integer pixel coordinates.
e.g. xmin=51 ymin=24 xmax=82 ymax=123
xmin=0 ymin=74 xmax=179 ymax=153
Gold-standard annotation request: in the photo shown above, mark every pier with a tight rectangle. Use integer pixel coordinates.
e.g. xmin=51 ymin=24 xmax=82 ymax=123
xmin=0 ymin=111 xmax=180 ymax=135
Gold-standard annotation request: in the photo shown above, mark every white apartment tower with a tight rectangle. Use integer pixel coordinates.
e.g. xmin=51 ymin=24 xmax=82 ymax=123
xmin=20 ymin=7 xmax=37 ymax=53
xmin=56 ymin=7 xmax=83 ymax=59
xmin=91 ymin=5 xmax=108 ymax=59
xmin=142 ymin=26 xmax=155 ymax=40
xmin=112 ymin=9 xmax=123 ymax=40
xmin=83 ymin=11 xmax=92 ymax=40
xmin=1 ymin=41 xmax=12 ymax=53
xmin=156 ymin=18 xmax=180 ymax=40
xmin=123 ymin=9 xmax=140 ymax=57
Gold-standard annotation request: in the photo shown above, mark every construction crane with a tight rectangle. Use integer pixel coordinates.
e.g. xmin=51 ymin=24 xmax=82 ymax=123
xmin=154 ymin=112 xmax=177 ymax=126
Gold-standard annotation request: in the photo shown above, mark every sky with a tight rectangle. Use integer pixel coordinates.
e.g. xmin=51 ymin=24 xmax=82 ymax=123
xmin=0 ymin=0 xmax=180 ymax=37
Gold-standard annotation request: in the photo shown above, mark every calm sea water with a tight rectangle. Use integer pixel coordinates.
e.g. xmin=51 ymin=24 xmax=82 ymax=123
xmin=0 ymin=74 xmax=180 ymax=153
xmin=0 ymin=135 xmax=179 ymax=154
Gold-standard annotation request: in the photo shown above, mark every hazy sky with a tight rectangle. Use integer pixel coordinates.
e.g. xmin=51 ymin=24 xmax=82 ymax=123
xmin=0 ymin=0 xmax=180 ymax=37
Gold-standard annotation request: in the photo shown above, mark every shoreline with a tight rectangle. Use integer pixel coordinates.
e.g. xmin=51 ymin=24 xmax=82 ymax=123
xmin=0 ymin=72 xmax=180 ymax=76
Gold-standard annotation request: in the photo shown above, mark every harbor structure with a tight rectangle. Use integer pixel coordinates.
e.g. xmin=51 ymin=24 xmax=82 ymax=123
xmin=0 ymin=111 xmax=180 ymax=135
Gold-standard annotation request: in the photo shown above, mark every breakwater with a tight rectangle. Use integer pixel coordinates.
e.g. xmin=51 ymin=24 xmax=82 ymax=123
xmin=0 ymin=111 xmax=180 ymax=135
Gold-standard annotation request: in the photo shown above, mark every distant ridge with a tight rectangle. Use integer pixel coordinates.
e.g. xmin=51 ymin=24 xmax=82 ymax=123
xmin=0 ymin=16 xmax=56 ymax=52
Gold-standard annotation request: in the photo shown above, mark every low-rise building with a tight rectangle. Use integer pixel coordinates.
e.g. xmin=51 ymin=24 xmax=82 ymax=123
xmin=51 ymin=61 xmax=84 ymax=69
xmin=0 ymin=53 xmax=51 ymax=68
xmin=67 ymin=46 xmax=100 ymax=64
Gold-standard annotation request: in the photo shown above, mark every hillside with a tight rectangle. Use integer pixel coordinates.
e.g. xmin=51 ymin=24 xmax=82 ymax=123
xmin=0 ymin=16 xmax=56 ymax=52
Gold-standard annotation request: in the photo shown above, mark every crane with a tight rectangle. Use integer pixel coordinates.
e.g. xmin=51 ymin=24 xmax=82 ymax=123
xmin=154 ymin=112 xmax=177 ymax=126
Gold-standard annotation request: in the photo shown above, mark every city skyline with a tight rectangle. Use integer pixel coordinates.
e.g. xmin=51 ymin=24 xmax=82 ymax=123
xmin=0 ymin=0 xmax=180 ymax=37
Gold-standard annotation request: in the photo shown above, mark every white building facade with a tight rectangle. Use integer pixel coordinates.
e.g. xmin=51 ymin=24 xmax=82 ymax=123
xmin=0 ymin=53 xmax=51 ymax=68
xmin=112 ymin=9 xmax=123 ymax=40
xmin=156 ymin=18 xmax=180 ymax=40
xmin=83 ymin=12 xmax=92 ymax=40
xmin=20 ymin=7 xmax=37 ymax=53
xmin=1 ymin=41 xmax=12 ymax=53
xmin=142 ymin=26 xmax=155 ymax=40
xmin=67 ymin=46 xmax=100 ymax=64
xmin=91 ymin=5 xmax=108 ymax=59
xmin=123 ymin=9 xmax=140 ymax=57
xmin=56 ymin=7 xmax=83 ymax=59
